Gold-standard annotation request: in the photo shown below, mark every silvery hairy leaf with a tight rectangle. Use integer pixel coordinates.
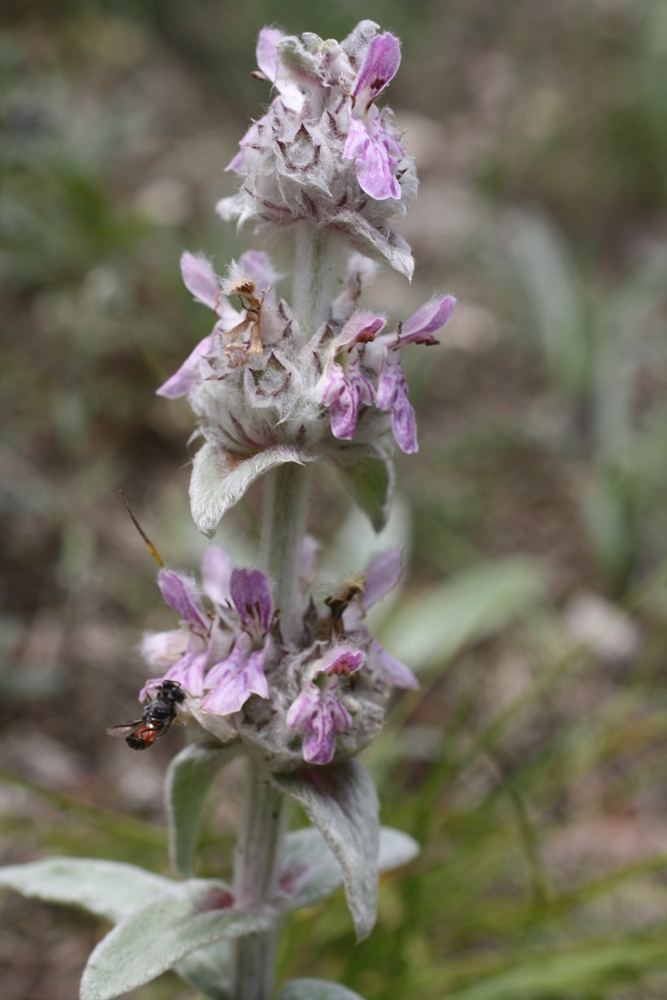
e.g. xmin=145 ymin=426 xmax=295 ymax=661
xmin=166 ymin=742 xmax=240 ymax=877
xmin=276 ymin=978 xmax=367 ymax=1000
xmin=175 ymin=939 xmax=231 ymax=1000
xmin=81 ymin=879 xmax=276 ymax=1000
xmin=271 ymin=760 xmax=379 ymax=939
xmin=281 ymin=825 xmax=420 ymax=910
xmin=330 ymin=210 xmax=414 ymax=281
xmin=190 ymin=441 xmax=314 ymax=537
xmin=334 ymin=446 xmax=394 ymax=533
xmin=0 ymin=858 xmax=171 ymax=924
xmin=0 ymin=857 xmax=233 ymax=999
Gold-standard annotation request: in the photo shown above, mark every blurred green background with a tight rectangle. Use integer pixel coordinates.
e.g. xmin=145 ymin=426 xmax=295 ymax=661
xmin=4 ymin=0 xmax=667 ymax=997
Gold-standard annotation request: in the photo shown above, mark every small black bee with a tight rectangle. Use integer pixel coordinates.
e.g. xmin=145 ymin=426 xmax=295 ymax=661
xmin=107 ymin=680 xmax=185 ymax=750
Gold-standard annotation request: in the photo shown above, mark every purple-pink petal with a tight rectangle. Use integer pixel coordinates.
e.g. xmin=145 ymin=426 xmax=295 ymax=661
xmin=330 ymin=382 xmax=361 ymax=440
xmin=348 ymin=356 xmax=375 ymax=406
xmin=158 ymin=569 xmax=208 ymax=629
xmin=336 ymin=308 xmax=386 ymax=349
xmin=180 ymin=252 xmax=220 ymax=312
xmin=287 ymin=682 xmax=353 ymax=765
xmin=202 ymin=635 xmax=269 ymax=715
xmin=315 ymin=644 xmax=364 ymax=676
xmin=225 ymin=146 xmax=247 ymax=173
xmin=317 ymin=361 xmax=362 ymax=440
xmin=376 ymin=351 xmax=418 ymax=453
xmin=156 ymin=331 xmax=216 ymax=399
xmin=141 ymin=630 xmax=189 ymax=669
xmin=351 ymin=33 xmax=401 ymax=111
xmin=317 ymin=358 xmax=347 ymax=407
xmin=371 ymin=640 xmax=419 ymax=690
xmin=230 ymin=568 xmax=273 ymax=635
xmin=285 ymin=682 xmax=320 ymax=731
xmin=343 ymin=115 xmax=369 ymax=161
xmin=400 ymin=295 xmax=456 ymax=345
xmin=391 ymin=394 xmax=418 ymax=453
xmin=256 ymin=26 xmax=283 ymax=80
xmin=164 ymin=642 xmax=209 ymax=697
xmin=225 ymin=119 xmax=265 ymax=175
xmin=362 ymin=549 xmax=402 ymax=610
xmin=355 ymin=131 xmax=401 ymax=201
xmin=202 ymin=546 xmax=233 ymax=607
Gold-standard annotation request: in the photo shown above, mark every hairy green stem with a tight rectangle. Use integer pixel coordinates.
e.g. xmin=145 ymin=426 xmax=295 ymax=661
xmin=261 ymin=462 xmax=313 ymax=643
xmin=292 ymin=221 xmax=340 ymax=344
xmin=230 ymin=754 xmax=289 ymax=1000
xmin=231 ymin=224 xmax=335 ymax=1000
xmin=230 ymin=222 xmax=330 ymax=1000
xmin=230 ymin=464 xmax=311 ymax=1000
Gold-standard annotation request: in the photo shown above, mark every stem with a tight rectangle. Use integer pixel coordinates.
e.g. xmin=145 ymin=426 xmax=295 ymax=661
xmin=231 ymin=755 xmax=289 ymax=1000
xmin=231 ymin=461 xmax=312 ymax=1000
xmin=230 ymin=222 xmax=333 ymax=1000
xmin=231 ymin=462 xmax=310 ymax=1000
xmin=261 ymin=462 xmax=313 ymax=644
xmin=292 ymin=222 xmax=340 ymax=344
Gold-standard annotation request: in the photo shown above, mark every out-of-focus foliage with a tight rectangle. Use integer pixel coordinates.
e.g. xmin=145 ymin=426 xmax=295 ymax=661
xmin=3 ymin=1 xmax=667 ymax=999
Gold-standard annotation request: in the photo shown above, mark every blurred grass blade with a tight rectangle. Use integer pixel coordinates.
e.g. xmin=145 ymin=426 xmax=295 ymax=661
xmin=446 ymin=937 xmax=667 ymax=999
xmin=504 ymin=210 xmax=589 ymax=398
xmin=0 ymin=765 xmax=166 ymax=849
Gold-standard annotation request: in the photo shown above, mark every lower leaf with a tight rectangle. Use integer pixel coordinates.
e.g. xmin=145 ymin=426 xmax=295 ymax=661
xmin=80 ymin=879 xmax=275 ymax=1000
xmin=175 ymin=938 xmax=231 ymax=1000
xmin=0 ymin=857 xmax=171 ymax=924
xmin=276 ymin=978 xmax=367 ymax=1000
xmin=281 ymin=825 xmax=419 ymax=911
xmin=271 ymin=760 xmax=379 ymax=940
xmin=333 ymin=446 xmax=394 ymax=533
xmin=166 ymin=742 xmax=239 ymax=877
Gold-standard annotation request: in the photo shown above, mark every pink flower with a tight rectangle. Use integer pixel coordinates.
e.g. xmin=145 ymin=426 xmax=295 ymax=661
xmin=226 ymin=28 xmax=304 ymax=174
xmin=156 ymin=253 xmax=240 ymax=399
xmin=157 ymin=251 xmax=280 ymax=399
xmin=315 ymin=310 xmax=385 ymax=440
xmin=140 ymin=547 xmax=233 ymax=699
xmin=201 ymin=568 xmax=273 ymax=715
xmin=368 ymin=295 xmax=456 ymax=453
xmin=343 ymin=33 xmax=403 ymax=201
xmin=287 ymin=645 xmax=364 ymax=764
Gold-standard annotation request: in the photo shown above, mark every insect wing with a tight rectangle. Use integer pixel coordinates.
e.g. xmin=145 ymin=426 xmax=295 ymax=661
xmin=106 ymin=720 xmax=144 ymax=738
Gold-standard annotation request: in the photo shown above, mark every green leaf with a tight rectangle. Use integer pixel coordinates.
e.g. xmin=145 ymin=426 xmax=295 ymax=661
xmin=166 ymin=742 xmax=239 ymax=877
xmin=271 ymin=761 xmax=379 ymax=940
xmin=276 ymin=978 xmax=367 ymax=1000
xmin=334 ymin=447 xmax=395 ymax=533
xmin=190 ymin=441 xmax=313 ymax=538
xmin=80 ymin=879 xmax=275 ymax=1000
xmin=281 ymin=826 xmax=419 ymax=911
xmin=380 ymin=557 xmax=545 ymax=672
xmin=174 ymin=939 xmax=231 ymax=1000
xmin=0 ymin=857 xmax=171 ymax=923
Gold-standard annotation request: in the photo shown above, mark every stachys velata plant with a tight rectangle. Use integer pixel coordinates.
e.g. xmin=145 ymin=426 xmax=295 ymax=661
xmin=0 ymin=21 xmax=455 ymax=1000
